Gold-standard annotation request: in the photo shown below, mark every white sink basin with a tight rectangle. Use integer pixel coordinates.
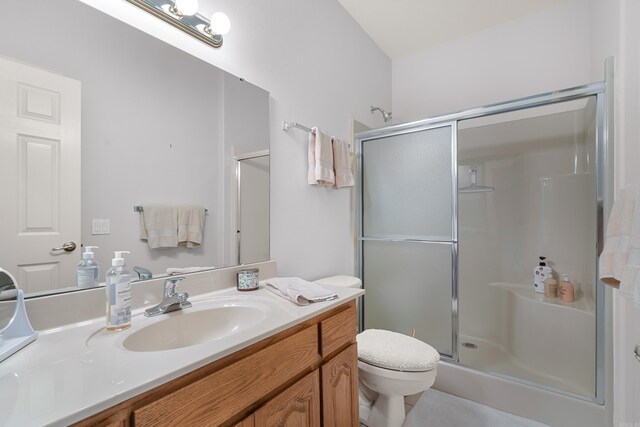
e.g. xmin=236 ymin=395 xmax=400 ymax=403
xmin=121 ymin=297 xmax=274 ymax=352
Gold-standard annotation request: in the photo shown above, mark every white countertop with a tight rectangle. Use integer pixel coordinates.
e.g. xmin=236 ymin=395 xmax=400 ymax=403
xmin=0 ymin=285 xmax=363 ymax=427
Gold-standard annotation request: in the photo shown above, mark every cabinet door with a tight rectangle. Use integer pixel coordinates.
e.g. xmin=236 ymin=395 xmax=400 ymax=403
xmin=234 ymin=414 xmax=254 ymax=427
xmin=254 ymin=370 xmax=320 ymax=427
xmin=321 ymin=343 xmax=359 ymax=426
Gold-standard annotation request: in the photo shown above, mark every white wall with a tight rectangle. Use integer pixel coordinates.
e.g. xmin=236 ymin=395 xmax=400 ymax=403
xmin=77 ymin=0 xmax=392 ymax=280
xmin=392 ymin=0 xmax=590 ymax=121
xmin=588 ymin=0 xmax=640 ymax=425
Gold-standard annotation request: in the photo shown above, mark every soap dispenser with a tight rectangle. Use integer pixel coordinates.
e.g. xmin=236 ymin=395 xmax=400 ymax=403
xmin=105 ymin=250 xmax=132 ymax=331
xmin=77 ymin=246 xmax=99 ymax=289
xmin=533 ymin=256 xmax=552 ymax=294
xmin=560 ymin=273 xmax=575 ymax=303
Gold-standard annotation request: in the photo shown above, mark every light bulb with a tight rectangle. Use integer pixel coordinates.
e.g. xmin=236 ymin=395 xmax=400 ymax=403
xmin=209 ymin=12 xmax=230 ymax=35
xmin=174 ymin=0 xmax=198 ymax=16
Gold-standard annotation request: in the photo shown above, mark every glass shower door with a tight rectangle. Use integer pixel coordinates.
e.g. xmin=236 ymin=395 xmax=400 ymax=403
xmin=359 ymin=124 xmax=456 ymax=356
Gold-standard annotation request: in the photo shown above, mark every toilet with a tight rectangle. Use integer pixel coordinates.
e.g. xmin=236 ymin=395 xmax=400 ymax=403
xmin=314 ymin=276 xmax=439 ymax=427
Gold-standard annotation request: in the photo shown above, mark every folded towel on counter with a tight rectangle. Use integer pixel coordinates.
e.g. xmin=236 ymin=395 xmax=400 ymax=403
xmin=262 ymin=277 xmax=338 ymax=305
xmin=332 ymin=137 xmax=354 ymax=188
xmin=139 ymin=205 xmax=178 ymax=249
xmin=600 ymin=183 xmax=640 ymax=306
xmin=308 ymin=127 xmax=335 ymax=186
xmin=166 ymin=266 xmax=216 ymax=275
xmin=177 ymin=206 xmax=206 ymax=248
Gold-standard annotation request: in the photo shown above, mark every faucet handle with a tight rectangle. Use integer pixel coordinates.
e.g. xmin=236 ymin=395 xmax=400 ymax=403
xmin=165 ymin=276 xmax=185 ymax=298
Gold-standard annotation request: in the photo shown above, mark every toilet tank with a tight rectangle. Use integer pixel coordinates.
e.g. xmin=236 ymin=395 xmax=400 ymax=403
xmin=314 ymin=275 xmax=362 ymax=289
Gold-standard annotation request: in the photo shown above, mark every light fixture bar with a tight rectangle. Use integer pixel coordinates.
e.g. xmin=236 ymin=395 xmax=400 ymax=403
xmin=124 ymin=0 xmax=224 ymax=49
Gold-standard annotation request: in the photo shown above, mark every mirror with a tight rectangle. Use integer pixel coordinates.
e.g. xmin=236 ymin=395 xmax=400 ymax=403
xmin=0 ymin=267 xmax=38 ymax=362
xmin=0 ymin=271 xmax=18 ymax=331
xmin=0 ymin=0 xmax=270 ymax=297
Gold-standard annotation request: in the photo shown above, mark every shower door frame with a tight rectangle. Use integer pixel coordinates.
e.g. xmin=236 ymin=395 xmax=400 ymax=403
xmin=356 ymin=74 xmax=611 ymax=405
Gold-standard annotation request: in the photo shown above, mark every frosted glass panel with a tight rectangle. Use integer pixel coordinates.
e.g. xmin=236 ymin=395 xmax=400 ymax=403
xmin=363 ymin=240 xmax=453 ymax=356
xmin=362 ymin=126 xmax=453 ymax=239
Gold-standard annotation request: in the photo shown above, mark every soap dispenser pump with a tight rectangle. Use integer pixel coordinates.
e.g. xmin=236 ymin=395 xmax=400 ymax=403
xmin=77 ymin=246 xmax=99 ymax=289
xmin=105 ymin=250 xmax=132 ymax=331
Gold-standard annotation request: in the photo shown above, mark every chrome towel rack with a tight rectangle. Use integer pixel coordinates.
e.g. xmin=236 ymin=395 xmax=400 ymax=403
xmin=134 ymin=205 xmax=208 ymax=213
xmin=282 ymin=121 xmax=351 ymax=149
xmin=282 ymin=121 xmax=313 ymax=133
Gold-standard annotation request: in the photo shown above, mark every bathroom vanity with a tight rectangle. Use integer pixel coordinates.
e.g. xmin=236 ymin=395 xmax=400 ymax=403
xmin=0 ymin=262 xmax=363 ymax=426
xmin=77 ymin=301 xmax=358 ymax=426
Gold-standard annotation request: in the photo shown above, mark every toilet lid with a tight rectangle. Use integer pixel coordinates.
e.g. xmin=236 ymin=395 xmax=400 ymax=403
xmin=356 ymin=329 xmax=440 ymax=372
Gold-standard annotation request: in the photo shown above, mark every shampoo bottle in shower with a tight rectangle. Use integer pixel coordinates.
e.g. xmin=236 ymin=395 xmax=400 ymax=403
xmin=534 ymin=256 xmax=552 ymax=294
xmin=560 ymin=273 xmax=575 ymax=302
xmin=105 ymin=250 xmax=132 ymax=331
xmin=77 ymin=246 xmax=99 ymax=289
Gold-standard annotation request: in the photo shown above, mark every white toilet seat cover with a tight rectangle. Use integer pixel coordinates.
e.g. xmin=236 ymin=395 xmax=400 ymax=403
xmin=356 ymin=329 xmax=440 ymax=372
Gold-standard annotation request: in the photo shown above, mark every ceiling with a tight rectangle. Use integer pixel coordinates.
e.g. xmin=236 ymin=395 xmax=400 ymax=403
xmin=337 ymin=0 xmax=569 ymax=59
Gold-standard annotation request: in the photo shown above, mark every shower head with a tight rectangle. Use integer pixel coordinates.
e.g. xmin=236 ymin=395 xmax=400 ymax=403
xmin=371 ymin=105 xmax=392 ymax=122
xmin=459 ymin=166 xmax=495 ymax=193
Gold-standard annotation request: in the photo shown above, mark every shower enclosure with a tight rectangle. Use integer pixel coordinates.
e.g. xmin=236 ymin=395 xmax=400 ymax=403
xmin=356 ymin=81 xmax=610 ymax=405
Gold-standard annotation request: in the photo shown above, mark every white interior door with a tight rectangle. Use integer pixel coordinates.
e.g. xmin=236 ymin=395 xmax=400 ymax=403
xmin=0 ymin=56 xmax=81 ymax=294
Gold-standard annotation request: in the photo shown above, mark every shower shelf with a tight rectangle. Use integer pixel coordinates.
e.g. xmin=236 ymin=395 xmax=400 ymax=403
xmin=488 ymin=282 xmax=596 ymax=314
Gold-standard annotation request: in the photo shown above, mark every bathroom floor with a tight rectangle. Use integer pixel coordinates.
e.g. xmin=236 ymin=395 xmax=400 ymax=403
xmin=401 ymin=389 xmax=549 ymax=427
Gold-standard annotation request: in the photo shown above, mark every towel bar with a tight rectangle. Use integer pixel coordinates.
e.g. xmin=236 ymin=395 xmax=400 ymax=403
xmin=134 ymin=205 xmax=208 ymax=213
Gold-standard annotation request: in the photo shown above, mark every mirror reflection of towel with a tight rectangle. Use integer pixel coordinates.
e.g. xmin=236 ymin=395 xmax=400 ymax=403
xmin=178 ymin=206 xmax=205 ymax=248
xmin=140 ymin=205 xmax=205 ymax=249
xmin=140 ymin=205 xmax=178 ymax=249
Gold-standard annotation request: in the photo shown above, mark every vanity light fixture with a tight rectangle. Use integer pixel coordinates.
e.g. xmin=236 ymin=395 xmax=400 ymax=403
xmin=124 ymin=0 xmax=230 ymax=49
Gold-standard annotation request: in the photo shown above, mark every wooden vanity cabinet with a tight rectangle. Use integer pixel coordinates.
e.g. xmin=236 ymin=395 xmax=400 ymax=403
xmin=74 ymin=300 xmax=358 ymax=427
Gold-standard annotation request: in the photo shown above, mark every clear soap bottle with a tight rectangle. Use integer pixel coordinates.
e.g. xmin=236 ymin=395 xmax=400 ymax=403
xmin=105 ymin=250 xmax=132 ymax=331
xmin=77 ymin=246 xmax=99 ymax=289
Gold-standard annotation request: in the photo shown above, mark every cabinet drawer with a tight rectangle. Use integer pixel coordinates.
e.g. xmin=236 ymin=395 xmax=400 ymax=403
xmin=133 ymin=325 xmax=320 ymax=426
xmin=319 ymin=301 xmax=356 ymax=357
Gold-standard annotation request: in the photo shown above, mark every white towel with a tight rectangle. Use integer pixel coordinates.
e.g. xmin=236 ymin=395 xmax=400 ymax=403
xmin=262 ymin=277 xmax=338 ymax=305
xmin=177 ymin=206 xmax=205 ymax=248
xmin=600 ymin=183 xmax=640 ymax=304
xmin=140 ymin=205 xmax=178 ymax=249
xmin=332 ymin=137 xmax=354 ymax=188
xmin=308 ymin=127 xmax=335 ymax=186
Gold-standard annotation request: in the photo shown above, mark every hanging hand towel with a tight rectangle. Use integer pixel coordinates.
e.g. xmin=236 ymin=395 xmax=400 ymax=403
xmin=139 ymin=205 xmax=178 ymax=249
xmin=177 ymin=205 xmax=205 ymax=248
xmin=332 ymin=137 xmax=354 ymax=188
xmin=262 ymin=277 xmax=338 ymax=305
xmin=600 ymin=183 xmax=640 ymax=305
xmin=308 ymin=127 xmax=335 ymax=186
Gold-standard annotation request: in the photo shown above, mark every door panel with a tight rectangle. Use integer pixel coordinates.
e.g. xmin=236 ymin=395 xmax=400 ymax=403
xmin=0 ymin=56 xmax=81 ymax=293
xmin=360 ymin=124 xmax=456 ymax=356
xmin=363 ymin=240 xmax=454 ymax=355
xmin=362 ymin=125 xmax=453 ymax=240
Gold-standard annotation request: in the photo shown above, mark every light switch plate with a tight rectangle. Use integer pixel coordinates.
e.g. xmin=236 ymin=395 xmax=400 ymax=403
xmin=91 ymin=219 xmax=110 ymax=235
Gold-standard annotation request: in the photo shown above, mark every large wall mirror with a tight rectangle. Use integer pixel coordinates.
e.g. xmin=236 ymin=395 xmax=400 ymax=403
xmin=0 ymin=0 xmax=270 ymax=297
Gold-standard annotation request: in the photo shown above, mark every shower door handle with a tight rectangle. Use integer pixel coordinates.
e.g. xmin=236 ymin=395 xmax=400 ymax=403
xmin=634 ymin=344 xmax=640 ymax=363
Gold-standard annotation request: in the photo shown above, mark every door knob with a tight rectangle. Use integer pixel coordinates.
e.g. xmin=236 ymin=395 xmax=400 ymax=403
xmin=635 ymin=344 xmax=640 ymax=363
xmin=51 ymin=241 xmax=77 ymax=252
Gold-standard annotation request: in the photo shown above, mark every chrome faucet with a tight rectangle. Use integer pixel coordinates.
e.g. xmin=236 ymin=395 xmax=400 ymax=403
xmin=144 ymin=276 xmax=192 ymax=317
